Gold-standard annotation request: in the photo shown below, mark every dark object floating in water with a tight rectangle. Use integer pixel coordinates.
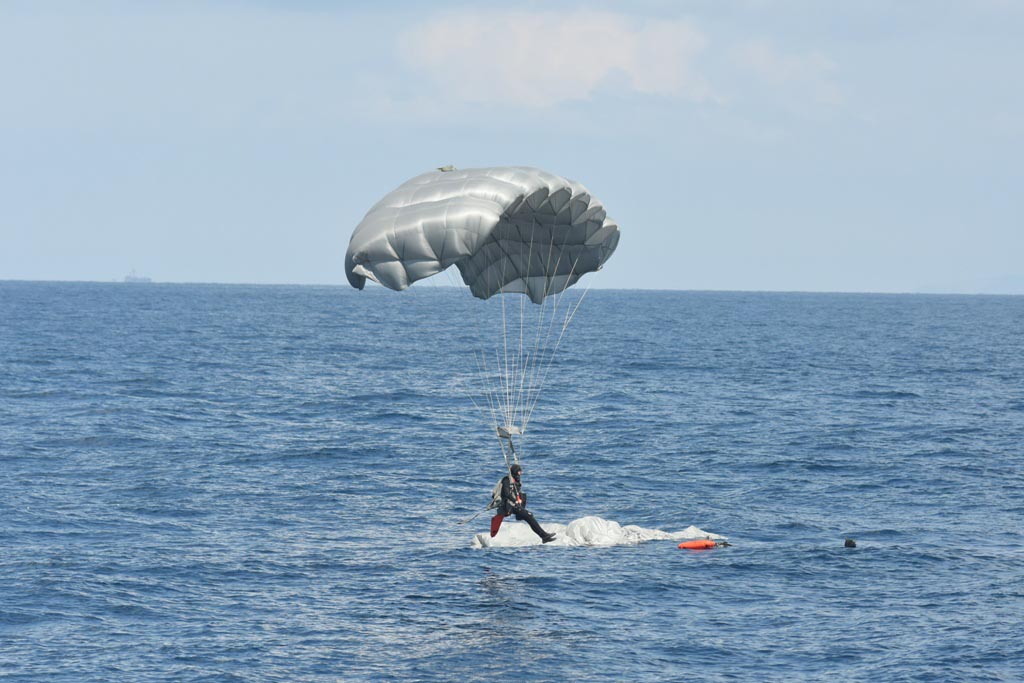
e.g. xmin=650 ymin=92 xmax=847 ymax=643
xmin=844 ymin=538 xmax=857 ymax=548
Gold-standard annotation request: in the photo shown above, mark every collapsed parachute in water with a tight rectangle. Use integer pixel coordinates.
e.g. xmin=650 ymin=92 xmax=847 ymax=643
xmin=345 ymin=166 xmax=619 ymax=304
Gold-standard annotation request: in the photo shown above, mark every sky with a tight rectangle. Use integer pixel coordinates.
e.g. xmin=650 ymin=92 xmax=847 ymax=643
xmin=1 ymin=0 xmax=1022 ymax=294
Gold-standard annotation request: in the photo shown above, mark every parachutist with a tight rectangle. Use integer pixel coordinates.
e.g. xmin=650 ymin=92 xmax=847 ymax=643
xmin=491 ymin=464 xmax=556 ymax=543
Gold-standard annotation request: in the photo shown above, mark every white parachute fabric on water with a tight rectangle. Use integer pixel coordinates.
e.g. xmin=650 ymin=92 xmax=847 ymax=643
xmin=345 ymin=167 xmax=619 ymax=303
xmin=473 ymin=516 xmax=727 ymax=548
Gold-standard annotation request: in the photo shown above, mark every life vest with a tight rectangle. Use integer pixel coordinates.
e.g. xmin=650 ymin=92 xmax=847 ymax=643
xmin=488 ymin=475 xmax=523 ymax=513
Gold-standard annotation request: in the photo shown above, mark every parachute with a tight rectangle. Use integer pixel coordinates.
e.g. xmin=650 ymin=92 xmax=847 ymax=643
xmin=345 ymin=166 xmax=619 ymax=465
xmin=345 ymin=166 xmax=619 ymax=304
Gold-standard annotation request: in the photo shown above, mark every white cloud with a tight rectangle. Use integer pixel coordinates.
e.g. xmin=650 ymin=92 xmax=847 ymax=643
xmin=733 ymin=40 xmax=843 ymax=105
xmin=401 ymin=10 xmax=714 ymax=107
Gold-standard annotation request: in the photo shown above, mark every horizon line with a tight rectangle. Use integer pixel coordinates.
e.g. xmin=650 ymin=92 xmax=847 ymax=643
xmin=2 ymin=278 xmax=1022 ymax=298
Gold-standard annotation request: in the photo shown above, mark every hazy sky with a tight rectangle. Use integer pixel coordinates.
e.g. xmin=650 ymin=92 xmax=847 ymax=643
xmin=2 ymin=1 xmax=1022 ymax=293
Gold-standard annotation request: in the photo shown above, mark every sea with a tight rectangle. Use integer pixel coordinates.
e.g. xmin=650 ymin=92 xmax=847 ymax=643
xmin=1 ymin=281 xmax=1022 ymax=682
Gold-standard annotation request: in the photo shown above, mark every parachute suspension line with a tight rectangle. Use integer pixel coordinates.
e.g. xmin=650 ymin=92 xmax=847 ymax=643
xmin=405 ymin=266 xmax=485 ymax=436
xmin=524 ymin=276 xmax=592 ymax=430
xmin=432 ymin=260 xmax=494 ymax=441
xmin=472 ymin=289 xmax=518 ymax=467
xmin=533 ymin=264 xmax=588 ymax=418
xmin=519 ymin=229 xmax=577 ymax=432
xmin=464 ymin=360 xmax=489 ymax=420
xmin=498 ymin=217 xmax=545 ymax=447
xmin=493 ymin=345 xmax=520 ymax=457
xmin=468 ymin=213 xmax=596 ymax=467
xmin=489 ymin=348 xmax=501 ymax=428
xmin=517 ymin=230 xmax=556 ymax=432
xmin=511 ymin=220 xmax=537 ymax=437
xmin=499 ymin=438 xmax=510 ymax=471
xmin=474 ymin=348 xmax=501 ymax=434
xmin=498 ymin=243 xmax=513 ymax=435
xmin=517 ymin=237 xmax=527 ymax=424
xmin=474 ymin=352 xmax=498 ymax=445
xmin=520 ymin=241 xmax=590 ymax=433
xmin=516 ymin=222 xmax=540 ymax=428
xmin=492 ymin=225 xmax=532 ymax=455
xmin=519 ymin=226 xmax=560 ymax=433
xmin=498 ymin=433 xmax=519 ymax=469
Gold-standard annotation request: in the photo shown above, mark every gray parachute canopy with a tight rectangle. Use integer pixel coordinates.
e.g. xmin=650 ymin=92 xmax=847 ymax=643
xmin=345 ymin=166 xmax=619 ymax=304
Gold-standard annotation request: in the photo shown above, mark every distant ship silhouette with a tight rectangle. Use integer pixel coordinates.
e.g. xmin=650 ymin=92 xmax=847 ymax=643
xmin=123 ymin=269 xmax=152 ymax=283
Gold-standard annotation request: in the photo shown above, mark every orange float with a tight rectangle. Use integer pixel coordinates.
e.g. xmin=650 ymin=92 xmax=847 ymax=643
xmin=678 ymin=539 xmax=717 ymax=550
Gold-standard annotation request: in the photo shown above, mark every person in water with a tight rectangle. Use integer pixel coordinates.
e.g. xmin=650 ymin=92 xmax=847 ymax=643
xmin=499 ymin=463 xmax=556 ymax=543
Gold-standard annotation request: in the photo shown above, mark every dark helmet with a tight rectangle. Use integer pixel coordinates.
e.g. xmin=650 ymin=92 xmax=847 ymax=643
xmin=510 ymin=463 xmax=522 ymax=477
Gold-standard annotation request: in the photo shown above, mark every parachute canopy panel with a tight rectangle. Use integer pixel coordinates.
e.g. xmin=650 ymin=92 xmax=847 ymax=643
xmin=345 ymin=166 xmax=619 ymax=304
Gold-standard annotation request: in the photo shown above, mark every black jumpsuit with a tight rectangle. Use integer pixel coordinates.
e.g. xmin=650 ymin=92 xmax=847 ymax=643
xmin=499 ymin=473 xmax=549 ymax=539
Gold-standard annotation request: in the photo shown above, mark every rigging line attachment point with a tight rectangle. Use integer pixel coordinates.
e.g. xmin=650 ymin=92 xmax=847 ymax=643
xmin=496 ymin=424 xmax=523 ymax=439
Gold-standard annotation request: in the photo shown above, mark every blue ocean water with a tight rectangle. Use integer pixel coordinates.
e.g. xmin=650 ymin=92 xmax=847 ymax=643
xmin=1 ymin=281 xmax=1023 ymax=682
